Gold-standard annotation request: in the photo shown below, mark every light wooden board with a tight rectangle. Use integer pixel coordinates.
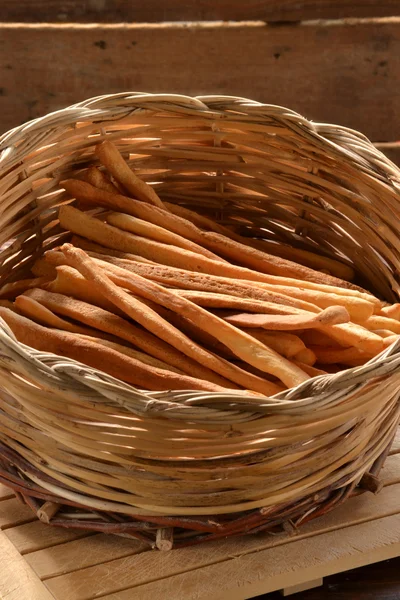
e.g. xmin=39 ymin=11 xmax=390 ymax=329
xmin=0 ymin=19 xmax=400 ymax=140
xmin=0 ymin=429 xmax=399 ymax=599
xmin=1 ymin=1 xmax=399 ymax=23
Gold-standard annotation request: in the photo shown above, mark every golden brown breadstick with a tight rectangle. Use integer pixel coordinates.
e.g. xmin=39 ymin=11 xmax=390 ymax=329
xmin=372 ymin=329 xmax=397 ymax=339
xmin=309 ymin=346 xmax=368 ymax=365
xmin=0 ymin=277 xmax=51 ymax=300
xmin=241 ymin=238 xmax=355 ymax=281
xmin=364 ymin=315 xmax=400 ymax=334
xmin=61 ymin=244 xmax=307 ymax=389
xmin=322 ymin=323 xmax=384 ymax=354
xmin=71 ymin=236 xmax=154 ymax=264
xmin=292 ymin=361 xmax=327 ymax=377
xmin=31 ymin=258 xmax=58 ymax=278
xmin=107 ymin=212 xmax=225 ymax=261
xmin=0 ymin=308 xmax=225 ymax=392
xmin=96 ymin=141 xmax=165 ymax=208
xmin=86 ymin=166 xmax=120 ymax=195
xmin=380 ymin=304 xmax=400 ymax=320
xmin=293 ymin=348 xmax=317 ymax=366
xmin=21 ymin=288 xmax=235 ymax=389
xmin=224 ymin=306 xmax=350 ymax=331
xmin=299 ymin=329 xmax=347 ymax=347
xmin=58 ymin=205 xmax=375 ymax=304
xmin=243 ymin=330 xmax=306 ymax=358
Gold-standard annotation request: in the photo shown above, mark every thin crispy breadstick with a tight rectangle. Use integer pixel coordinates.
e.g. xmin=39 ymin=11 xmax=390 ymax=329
xmin=372 ymin=329 xmax=397 ymax=339
xmin=380 ymin=304 xmax=400 ymax=320
xmin=0 ymin=277 xmax=51 ymax=300
xmin=61 ymin=244 xmax=306 ymax=389
xmin=244 ymin=329 xmax=306 ymax=358
xmin=320 ymin=323 xmax=385 ymax=354
xmin=0 ymin=308 xmax=225 ymax=392
xmin=86 ymin=166 xmax=120 ymax=195
xmin=241 ymin=238 xmax=355 ymax=281
xmin=71 ymin=236 xmax=154 ymax=264
xmin=58 ymin=205 xmax=377 ymax=304
xmin=364 ymin=315 xmax=400 ymax=334
xmin=45 ymin=246 xmax=320 ymax=313
xmin=224 ymin=306 xmax=350 ymax=331
xmin=0 ymin=300 xmax=19 ymax=313
xmin=16 ymin=294 xmax=119 ymax=340
xmin=292 ymin=361 xmax=327 ymax=377
xmin=21 ymin=288 xmax=235 ymax=389
xmin=299 ymin=329 xmax=347 ymax=347
xmin=309 ymin=346 xmax=369 ymax=365
xmin=96 ymin=141 xmax=165 ymax=208
xmin=293 ymin=348 xmax=317 ymax=366
xmin=31 ymin=258 xmax=58 ymax=278
xmin=107 ymin=212 xmax=225 ymax=261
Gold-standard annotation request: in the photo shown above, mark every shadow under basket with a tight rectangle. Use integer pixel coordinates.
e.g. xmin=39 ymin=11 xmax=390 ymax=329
xmin=1 ymin=93 xmax=400 ymax=550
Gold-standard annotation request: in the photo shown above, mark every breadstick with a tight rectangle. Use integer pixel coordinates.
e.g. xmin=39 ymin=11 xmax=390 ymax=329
xmin=0 ymin=308 xmax=225 ymax=392
xmin=46 ymin=244 xmax=320 ymax=313
xmin=299 ymin=329 xmax=347 ymax=347
xmin=293 ymin=348 xmax=317 ymax=366
xmin=86 ymin=166 xmax=120 ymax=195
xmin=224 ymin=306 xmax=349 ymax=331
xmin=58 ymin=205 xmax=376 ymax=304
xmin=71 ymin=236 xmax=154 ymax=264
xmin=322 ymin=323 xmax=384 ymax=353
xmin=242 ymin=330 xmax=305 ymax=358
xmin=292 ymin=361 xmax=327 ymax=377
xmin=61 ymin=244 xmax=308 ymax=389
xmin=0 ymin=277 xmax=51 ymax=300
xmin=96 ymin=141 xmax=165 ymax=208
xmin=364 ymin=315 xmax=400 ymax=335
xmin=241 ymin=238 xmax=355 ymax=281
xmin=107 ymin=212 xmax=225 ymax=261
xmin=31 ymin=258 xmax=58 ymax=278
xmin=372 ymin=329 xmax=397 ymax=339
xmin=309 ymin=346 xmax=370 ymax=365
xmin=16 ymin=294 xmax=120 ymax=341
xmin=380 ymin=304 xmax=400 ymax=320
xmin=21 ymin=288 xmax=235 ymax=389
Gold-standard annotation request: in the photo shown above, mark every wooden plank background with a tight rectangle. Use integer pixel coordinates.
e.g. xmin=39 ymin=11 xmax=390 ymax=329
xmin=1 ymin=1 xmax=400 ymax=23
xmin=1 ymin=19 xmax=400 ymax=144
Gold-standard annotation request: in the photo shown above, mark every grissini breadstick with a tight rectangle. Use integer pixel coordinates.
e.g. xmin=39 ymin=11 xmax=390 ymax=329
xmin=21 ymin=288 xmax=236 ymax=389
xmin=96 ymin=141 xmax=165 ymax=208
xmin=372 ymin=329 xmax=397 ymax=339
xmin=364 ymin=315 xmax=400 ymax=334
xmin=86 ymin=166 xmax=120 ymax=195
xmin=106 ymin=212 xmax=225 ymax=261
xmin=0 ymin=308 xmax=226 ymax=392
xmin=240 ymin=238 xmax=355 ymax=281
xmin=292 ymin=348 xmax=317 ymax=366
xmin=224 ymin=306 xmax=350 ymax=331
xmin=292 ymin=361 xmax=327 ymax=377
xmin=0 ymin=277 xmax=51 ymax=300
xmin=63 ymin=178 xmax=365 ymax=293
xmin=299 ymin=329 xmax=347 ymax=348
xmin=309 ymin=346 xmax=370 ymax=365
xmin=245 ymin=329 xmax=305 ymax=358
xmin=31 ymin=258 xmax=58 ymax=278
xmin=45 ymin=247 xmax=321 ymax=313
xmin=380 ymin=304 xmax=400 ymax=320
xmin=71 ymin=236 xmax=154 ymax=264
xmin=58 ymin=204 xmax=376 ymax=304
xmin=61 ymin=244 xmax=306 ymax=389
xmin=320 ymin=323 xmax=384 ymax=353
xmin=16 ymin=294 xmax=121 ymax=341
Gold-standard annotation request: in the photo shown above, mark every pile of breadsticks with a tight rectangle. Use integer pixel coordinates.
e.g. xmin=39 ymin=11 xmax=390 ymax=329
xmin=1 ymin=141 xmax=399 ymax=395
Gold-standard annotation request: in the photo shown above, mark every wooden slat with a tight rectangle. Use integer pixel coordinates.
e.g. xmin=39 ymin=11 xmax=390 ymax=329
xmin=97 ymin=513 xmax=400 ymax=600
xmin=0 ymin=529 xmax=55 ymax=600
xmin=0 ymin=497 xmax=36 ymax=529
xmin=1 ymin=1 xmax=399 ymax=23
xmin=5 ymin=521 xmax=92 ymax=555
xmin=375 ymin=142 xmax=400 ymax=168
xmin=380 ymin=454 xmax=400 ymax=485
xmin=26 ymin=534 xmax=149 ymax=580
xmin=389 ymin=427 xmax=400 ymax=455
xmin=43 ymin=481 xmax=400 ymax=600
xmin=0 ymin=20 xmax=400 ymax=141
xmin=0 ymin=483 xmax=14 ymax=500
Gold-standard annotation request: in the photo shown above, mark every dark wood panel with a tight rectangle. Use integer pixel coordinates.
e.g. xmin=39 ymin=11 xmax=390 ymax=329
xmin=1 ymin=1 xmax=400 ymax=23
xmin=0 ymin=21 xmax=399 ymax=141
xmin=376 ymin=142 xmax=400 ymax=167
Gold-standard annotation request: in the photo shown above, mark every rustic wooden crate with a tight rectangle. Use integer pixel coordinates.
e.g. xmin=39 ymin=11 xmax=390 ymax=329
xmin=1 ymin=428 xmax=399 ymax=600
xmin=0 ymin=1 xmax=399 ymax=166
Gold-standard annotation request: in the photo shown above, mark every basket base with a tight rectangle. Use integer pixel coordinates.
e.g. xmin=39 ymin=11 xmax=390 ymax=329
xmin=0 ymin=430 xmax=399 ymax=600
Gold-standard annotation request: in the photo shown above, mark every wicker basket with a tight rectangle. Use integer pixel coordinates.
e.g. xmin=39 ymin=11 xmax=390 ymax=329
xmin=1 ymin=93 xmax=400 ymax=550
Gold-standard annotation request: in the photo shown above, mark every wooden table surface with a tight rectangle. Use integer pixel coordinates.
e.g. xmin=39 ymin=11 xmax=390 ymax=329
xmin=0 ymin=429 xmax=399 ymax=600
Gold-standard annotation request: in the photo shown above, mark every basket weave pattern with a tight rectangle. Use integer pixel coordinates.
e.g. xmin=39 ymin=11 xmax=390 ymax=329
xmin=0 ymin=93 xmax=400 ymax=549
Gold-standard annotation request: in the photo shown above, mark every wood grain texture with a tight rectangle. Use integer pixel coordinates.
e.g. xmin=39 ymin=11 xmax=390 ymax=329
xmin=0 ymin=529 xmax=55 ymax=600
xmin=26 ymin=534 xmax=148 ymax=580
xmin=0 ymin=483 xmax=14 ymax=500
xmin=0 ymin=497 xmax=37 ymax=529
xmin=5 ymin=521 xmax=92 ymax=555
xmin=1 ymin=1 xmax=399 ymax=23
xmin=92 ymin=513 xmax=400 ymax=600
xmin=0 ymin=20 xmax=400 ymax=140
xmin=43 ymin=480 xmax=400 ymax=600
